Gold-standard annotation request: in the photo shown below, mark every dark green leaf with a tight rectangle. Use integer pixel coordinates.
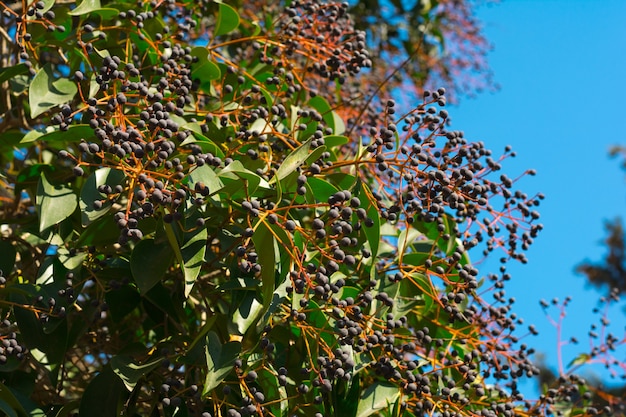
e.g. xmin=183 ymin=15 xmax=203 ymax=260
xmin=0 ymin=240 xmax=16 ymax=277
xmin=76 ymin=214 xmax=120 ymax=247
xmin=0 ymin=64 xmax=28 ymax=85
xmin=214 ymin=2 xmax=240 ymax=36
xmin=36 ymin=171 xmax=77 ymax=232
xmin=21 ymin=124 xmax=95 ymax=144
xmin=29 ymin=64 xmax=77 ymax=118
xmin=78 ymin=366 xmax=125 ymax=417
xmin=130 ymin=239 xmax=175 ymax=295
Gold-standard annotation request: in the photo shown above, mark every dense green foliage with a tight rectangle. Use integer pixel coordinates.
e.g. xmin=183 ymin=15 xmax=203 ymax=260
xmin=0 ymin=0 xmax=622 ymax=416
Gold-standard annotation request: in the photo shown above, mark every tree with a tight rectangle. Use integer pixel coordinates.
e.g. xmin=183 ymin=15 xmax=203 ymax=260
xmin=0 ymin=0 xmax=618 ymax=416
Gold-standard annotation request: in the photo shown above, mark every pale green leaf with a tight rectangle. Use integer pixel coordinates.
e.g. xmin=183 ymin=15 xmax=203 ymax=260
xmin=29 ymin=64 xmax=77 ymax=118
xmin=36 ymin=171 xmax=78 ymax=232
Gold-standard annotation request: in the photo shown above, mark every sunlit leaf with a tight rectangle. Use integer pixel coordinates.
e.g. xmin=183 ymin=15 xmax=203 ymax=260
xmin=355 ymin=382 xmax=400 ymax=417
xmin=29 ymin=64 xmax=77 ymax=118
xmin=111 ymin=355 xmax=163 ymax=391
xmin=202 ymin=331 xmax=241 ymax=395
xmin=36 ymin=171 xmax=77 ymax=232
xmin=214 ymin=2 xmax=240 ymax=36
xmin=68 ymin=0 xmax=102 ymax=15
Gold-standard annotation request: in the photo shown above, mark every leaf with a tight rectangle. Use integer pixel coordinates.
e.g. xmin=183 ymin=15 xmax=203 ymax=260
xmin=0 ymin=64 xmax=28 ymax=84
xmin=181 ymin=123 xmax=225 ymax=159
xmin=567 ymin=353 xmax=590 ymax=368
xmin=76 ymin=214 xmax=120 ymax=247
xmin=79 ymin=167 xmax=126 ymax=226
xmin=181 ymin=212 xmax=208 ymax=297
xmin=78 ymin=366 xmax=125 ymax=417
xmin=306 ymin=177 xmax=339 ymax=203
xmin=202 ymin=331 xmax=241 ymax=395
xmin=0 ymin=240 xmax=16 ymax=277
xmin=230 ymin=293 xmax=263 ymax=336
xmin=0 ymin=382 xmax=28 ymax=417
xmin=36 ymin=171 xmax=78 ymax=232
xmin=130 ymin=239 xmax=175 ymax=295
xmin=111 ymin=355 xmax=163 ymax=391
xmin=252 ymin=220 xmax=277 ymax=316
xmin=270 ymin=139 xmax=311 ymax=184
xmin=218 ymin=160 xmax=269 ymax=198
xmin=188 ymin=164 xmax=224 ymax=198
xmin=105 ymin=285 xmax=141 ymax=322
xmin=355 ymin=382 xmax=400 ymax=417
xmin=190 ymin=47 xmax=221 ymax=82
xmin=357 ymin=181 xmax=380 ymax=260
xmin=68 ymin=0 xmax=102 ymax=15
xmin=21 ymin=124 xmax=95 ymax=144
xmin=214 ymin=3 xmax=240 ymax=36
xmin=29 ymin=64 xmax=77 ymax=118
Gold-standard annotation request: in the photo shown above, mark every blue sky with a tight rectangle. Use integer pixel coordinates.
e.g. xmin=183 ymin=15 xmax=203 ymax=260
xmin=448 ymin=0 xmax=626 ymax=391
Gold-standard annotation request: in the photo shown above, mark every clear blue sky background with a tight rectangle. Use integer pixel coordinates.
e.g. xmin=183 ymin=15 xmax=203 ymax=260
xmin=447 ymin=0 xmax=626 ymax=393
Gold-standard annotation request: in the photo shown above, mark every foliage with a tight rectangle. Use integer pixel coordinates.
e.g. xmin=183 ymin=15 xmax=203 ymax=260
xmin=0 ymin=0 xmax=620 ymax=416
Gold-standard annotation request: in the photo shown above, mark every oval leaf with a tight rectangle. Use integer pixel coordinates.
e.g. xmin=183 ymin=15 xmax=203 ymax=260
xmin=214 ymin=3 xmax=240 ymax=36
xmin=29 ymin=64 xmax=77 ymax=118
xmin=79 ymin=167 xmax=126 ymax=226
xmin=68 ymin=0 xmax=102 ymax=15
xmin=130 ymin=239 xmax=175 ymax=295
xmin=355 ymin=382 xmax=400 ymax=417
xmin=36 ymin=171 xmax=78 ymax=232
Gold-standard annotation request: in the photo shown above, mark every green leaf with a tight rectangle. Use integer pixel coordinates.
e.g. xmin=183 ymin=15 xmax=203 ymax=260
xmin=78 ymin=366 xmax=125 ymax=417
xmin=36 ymin=171 xmax=78 ymax=232
xmin=270 ymin=139 xmax=312 ymax=184
xmin=76 ymin=214 xmax=120 ymax=247
xmin=0 ymin=399 xmax=18 ymax=417
xmin=0 ymin=382 xmax=27 ymax=417
xmin=355 ymin=382 xmax=400 ymax=417
xmin=21 ymin=124 xmax=95 ymax=144
xmin=0 ymin=240 xmax=16 ymax=277
xmin=181 ymin=122 xmax=225 ymax=159
xmin=0 ymin=64 xmax=28 ymax=84
xmin=111 ymin=355 xmax=163 ymax=391
xmin=105 ymin=285 xmax=141 ymax=322
xmin=214 ymin=3 xmax=240 ymax=36
xmin=357 ymin=181 xmax=380 ymax=260
xmin=230 ymin=292 xmax=263 ymax=336
xmin=68 ymin=0 xmax=102 ymax=15
xmin=307 ymin=177 xmax=339 ymax=203
xmin=190 ymin=47 xmax=221 ymax=83
xmin=29 ymin=64 xmax=77 ymax=118
xmin=567 ymin=353 xmax=590 ymax=368
xmin=130 ymin=239 xmax=175 ymax=295
xmin=202 ymin=331 xmax=241 ymax=395
xmin=188 ymin=164 xmax=224 ymax=198
xmin=181 ymin=212 xmax=208 ymax=297
xmin=252 ymin=220 xmax=277 ymax=315
xmin=218 ymin=160 xmax=269 ymax=198
xmin=79 ymin=167 xmax=126 ymax=226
